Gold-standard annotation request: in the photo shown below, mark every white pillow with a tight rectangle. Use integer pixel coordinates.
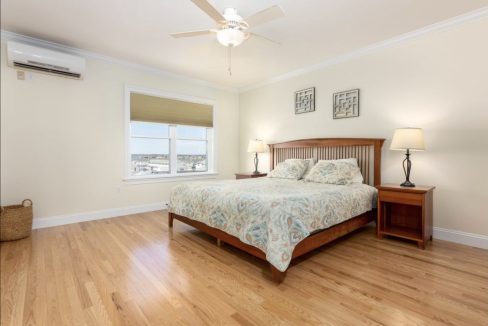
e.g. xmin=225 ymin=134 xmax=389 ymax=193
xmin=305 ymin=158 xmax=363 ymax=185
xmin=285 ymin=158 xmax=315 ymax=179
xmin=318 ymin=158 xmax=364 ymax=184
xmin=268 ymin=159 xmax=309 ymax=180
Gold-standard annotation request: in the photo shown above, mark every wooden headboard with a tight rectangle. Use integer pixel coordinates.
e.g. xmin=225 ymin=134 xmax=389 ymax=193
xmin=268 ymin=138 xmax=385 ymax=186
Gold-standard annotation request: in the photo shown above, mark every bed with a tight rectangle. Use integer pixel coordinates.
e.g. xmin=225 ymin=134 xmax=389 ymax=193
xmin=168 ymin=138 xmax=385 ymax=282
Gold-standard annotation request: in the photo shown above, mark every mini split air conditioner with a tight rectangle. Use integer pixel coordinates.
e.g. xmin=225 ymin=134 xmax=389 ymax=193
xmin=7 ymin=41 xmax=85 ymax=79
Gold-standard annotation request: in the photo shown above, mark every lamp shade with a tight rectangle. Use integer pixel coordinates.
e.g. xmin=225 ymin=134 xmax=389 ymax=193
xmin=390 ymin=128 xmax=425 ymax=151
xmin=247 ymin=139 xmax=265 ymax=153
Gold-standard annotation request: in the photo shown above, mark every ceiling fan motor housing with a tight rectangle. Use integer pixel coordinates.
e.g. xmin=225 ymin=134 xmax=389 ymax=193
xmin=221 ymin=8 xmax=249 ymax=31
xmin=222 ymin=8 xmax=241 ymax=22
xmin=217 ymin=8 xmax=249 ymax=47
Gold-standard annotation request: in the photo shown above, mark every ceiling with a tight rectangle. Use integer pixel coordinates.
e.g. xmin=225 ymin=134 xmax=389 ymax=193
xmin=2 ymin=0 xmax=488 ymax=89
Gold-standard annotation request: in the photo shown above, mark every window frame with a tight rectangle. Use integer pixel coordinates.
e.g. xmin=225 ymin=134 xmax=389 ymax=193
xmin=124 ymin=85 xmax=218 ymax=183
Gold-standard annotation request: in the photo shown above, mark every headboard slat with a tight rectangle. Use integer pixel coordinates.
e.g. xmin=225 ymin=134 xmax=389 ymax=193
xmin=268 ymin=138 xmax=385 ymax=186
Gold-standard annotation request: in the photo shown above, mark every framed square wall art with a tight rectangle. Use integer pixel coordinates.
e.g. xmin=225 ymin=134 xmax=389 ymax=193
xmin=333 ymin=89 xmax=360 ymax=119
xmin=295 ymin=87 xmax=315 ymax=114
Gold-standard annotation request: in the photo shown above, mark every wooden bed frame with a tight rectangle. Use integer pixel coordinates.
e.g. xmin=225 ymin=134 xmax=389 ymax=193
xmin=169 ymin=138 xmax=385 ymax=282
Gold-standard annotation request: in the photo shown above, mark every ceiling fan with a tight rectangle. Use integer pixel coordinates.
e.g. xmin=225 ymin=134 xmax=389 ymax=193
xmin=170 ymin=0 xmax=285 ymax=75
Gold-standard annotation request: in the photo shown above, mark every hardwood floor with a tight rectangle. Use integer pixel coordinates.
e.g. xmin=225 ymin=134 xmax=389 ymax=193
xmin=1 ymin=211 xmax=487 ymax=325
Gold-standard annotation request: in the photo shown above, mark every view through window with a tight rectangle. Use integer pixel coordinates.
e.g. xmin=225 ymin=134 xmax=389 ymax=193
xmin=176 ymin=125 xmax=208 ymax=173
xmin=130 ymin=123 xmax=211 ymax=176
xmin=130 ymin=122 xmax=170 ymax=175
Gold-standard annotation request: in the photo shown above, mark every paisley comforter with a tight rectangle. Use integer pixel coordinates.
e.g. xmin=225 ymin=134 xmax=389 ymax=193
xmin=169 ymin=178 xmax=377 ymax=272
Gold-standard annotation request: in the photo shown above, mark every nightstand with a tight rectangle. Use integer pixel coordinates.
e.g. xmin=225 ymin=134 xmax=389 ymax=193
xmin=235 ymin=172 xmax=267 ymax=180
xmin=377 ymin=184 xmax=435 ymax=249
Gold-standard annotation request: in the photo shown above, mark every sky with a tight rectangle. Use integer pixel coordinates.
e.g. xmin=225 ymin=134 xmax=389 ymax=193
xmin=131 ymin=122 xmax=207 ymax=155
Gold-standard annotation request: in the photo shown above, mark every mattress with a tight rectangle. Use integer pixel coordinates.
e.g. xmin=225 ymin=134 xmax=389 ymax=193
xmin=169 ymin=178 xmax=377 ymax=272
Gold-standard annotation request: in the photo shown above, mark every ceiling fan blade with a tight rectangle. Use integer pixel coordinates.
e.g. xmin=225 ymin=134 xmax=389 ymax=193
xmin=249 ymin=33 xmax=281 ymax=45
xmin=245 ymin=5 xmax=284 ymax=28
xmin=170 ymin=30 xmax=216 ymax=38
xmin=191 ymin=0 xmax=225 ymax=23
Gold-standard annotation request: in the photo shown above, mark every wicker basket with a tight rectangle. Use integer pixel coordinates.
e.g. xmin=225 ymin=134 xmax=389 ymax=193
xmin=0 ymin=199 xmax=33 ymax=241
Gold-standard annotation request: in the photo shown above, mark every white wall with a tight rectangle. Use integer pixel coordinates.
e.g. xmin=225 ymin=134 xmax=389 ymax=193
xmin=0 ymin=40 xmax=239 ymax=221
xmin=2 ymin=16 xmax=487 ymax=238
xmin=239 ymin=17 xmax=488 ymax=235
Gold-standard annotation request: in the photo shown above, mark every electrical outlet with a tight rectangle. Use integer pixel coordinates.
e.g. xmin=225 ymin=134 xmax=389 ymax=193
xmin=17 ymin=70 xmax=25 ymax=80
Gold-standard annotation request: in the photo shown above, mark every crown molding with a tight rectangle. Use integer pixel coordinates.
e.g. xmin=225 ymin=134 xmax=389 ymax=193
xmin=0 ymin=30 xmax=238 ymax=93
xmin=2 ymin=5 xmax=487 ymax=94
xmin=239 ymin=6 xmax=488 ymax=93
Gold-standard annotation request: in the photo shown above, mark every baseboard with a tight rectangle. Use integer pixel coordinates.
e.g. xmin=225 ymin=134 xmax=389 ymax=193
xmin=32 ymin=207 xmax=488 ymax=250
xmin=32 ymin=202 xmax=168 ymax=229
xmin=433 ymin=227 xmax=488 ymax=250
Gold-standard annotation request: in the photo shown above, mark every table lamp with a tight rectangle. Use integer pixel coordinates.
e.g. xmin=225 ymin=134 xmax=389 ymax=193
xmin=247 ymin=139 xmax=265 ymax=174
xmin=390 ymin=128 xmax=425 ymax=187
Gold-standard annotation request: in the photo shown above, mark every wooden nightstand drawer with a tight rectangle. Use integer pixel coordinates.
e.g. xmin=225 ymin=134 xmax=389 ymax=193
xmin=379 ymin=190 xmax=422 ymax=206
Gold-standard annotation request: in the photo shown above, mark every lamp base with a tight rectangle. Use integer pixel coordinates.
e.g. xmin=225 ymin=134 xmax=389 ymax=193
xmin=252 ymin=153 xmax=260 ymax=175
xmin=400 ymin=149 xmax=415 ymax=187
xmin=400 ymin=180 xmax=416 ymax=187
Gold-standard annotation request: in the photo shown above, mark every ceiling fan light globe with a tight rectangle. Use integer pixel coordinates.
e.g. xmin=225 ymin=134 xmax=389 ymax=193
xmin=217 ymin=28 xmax=245 ymax=47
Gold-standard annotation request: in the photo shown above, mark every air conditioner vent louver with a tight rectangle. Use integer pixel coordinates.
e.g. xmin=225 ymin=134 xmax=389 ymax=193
xmin=13 ymin=62 xmax=82 ymax=78
xmin=7 ymin=41 xmax=85 ymax=79
xmin=27 ymin=60 xmax=70 ymax=71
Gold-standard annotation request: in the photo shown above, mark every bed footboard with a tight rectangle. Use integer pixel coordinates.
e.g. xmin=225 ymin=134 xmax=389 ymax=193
xmin=167 ymin=210 xmax=374 ymax=283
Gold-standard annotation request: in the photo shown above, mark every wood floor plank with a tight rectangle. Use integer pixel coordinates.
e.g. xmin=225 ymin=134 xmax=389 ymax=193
xmin=1 ymin=211 xmax=487 ymax=326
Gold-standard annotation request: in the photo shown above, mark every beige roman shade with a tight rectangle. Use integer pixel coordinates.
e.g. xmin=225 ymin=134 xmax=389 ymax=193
xmin=130 ymin=93 xmax=213 ymax=127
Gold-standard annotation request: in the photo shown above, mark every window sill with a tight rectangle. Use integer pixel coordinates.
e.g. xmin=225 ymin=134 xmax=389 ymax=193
xmin=123 ymin=172 xmax=219 ymax=184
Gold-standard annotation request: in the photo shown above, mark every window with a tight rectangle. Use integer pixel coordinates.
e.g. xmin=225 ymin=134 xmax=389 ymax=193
xmin=176 ymin=125 xmax=210 ymax=173
xmin=130 ymin=122 xmax=170 ymax=176
xmin=126 ymin=88 xmax=215 ymax=180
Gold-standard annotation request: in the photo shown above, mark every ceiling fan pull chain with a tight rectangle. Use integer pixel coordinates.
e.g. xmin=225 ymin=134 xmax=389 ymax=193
xmin=228 ymin=45 xmax=232 ymax=76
